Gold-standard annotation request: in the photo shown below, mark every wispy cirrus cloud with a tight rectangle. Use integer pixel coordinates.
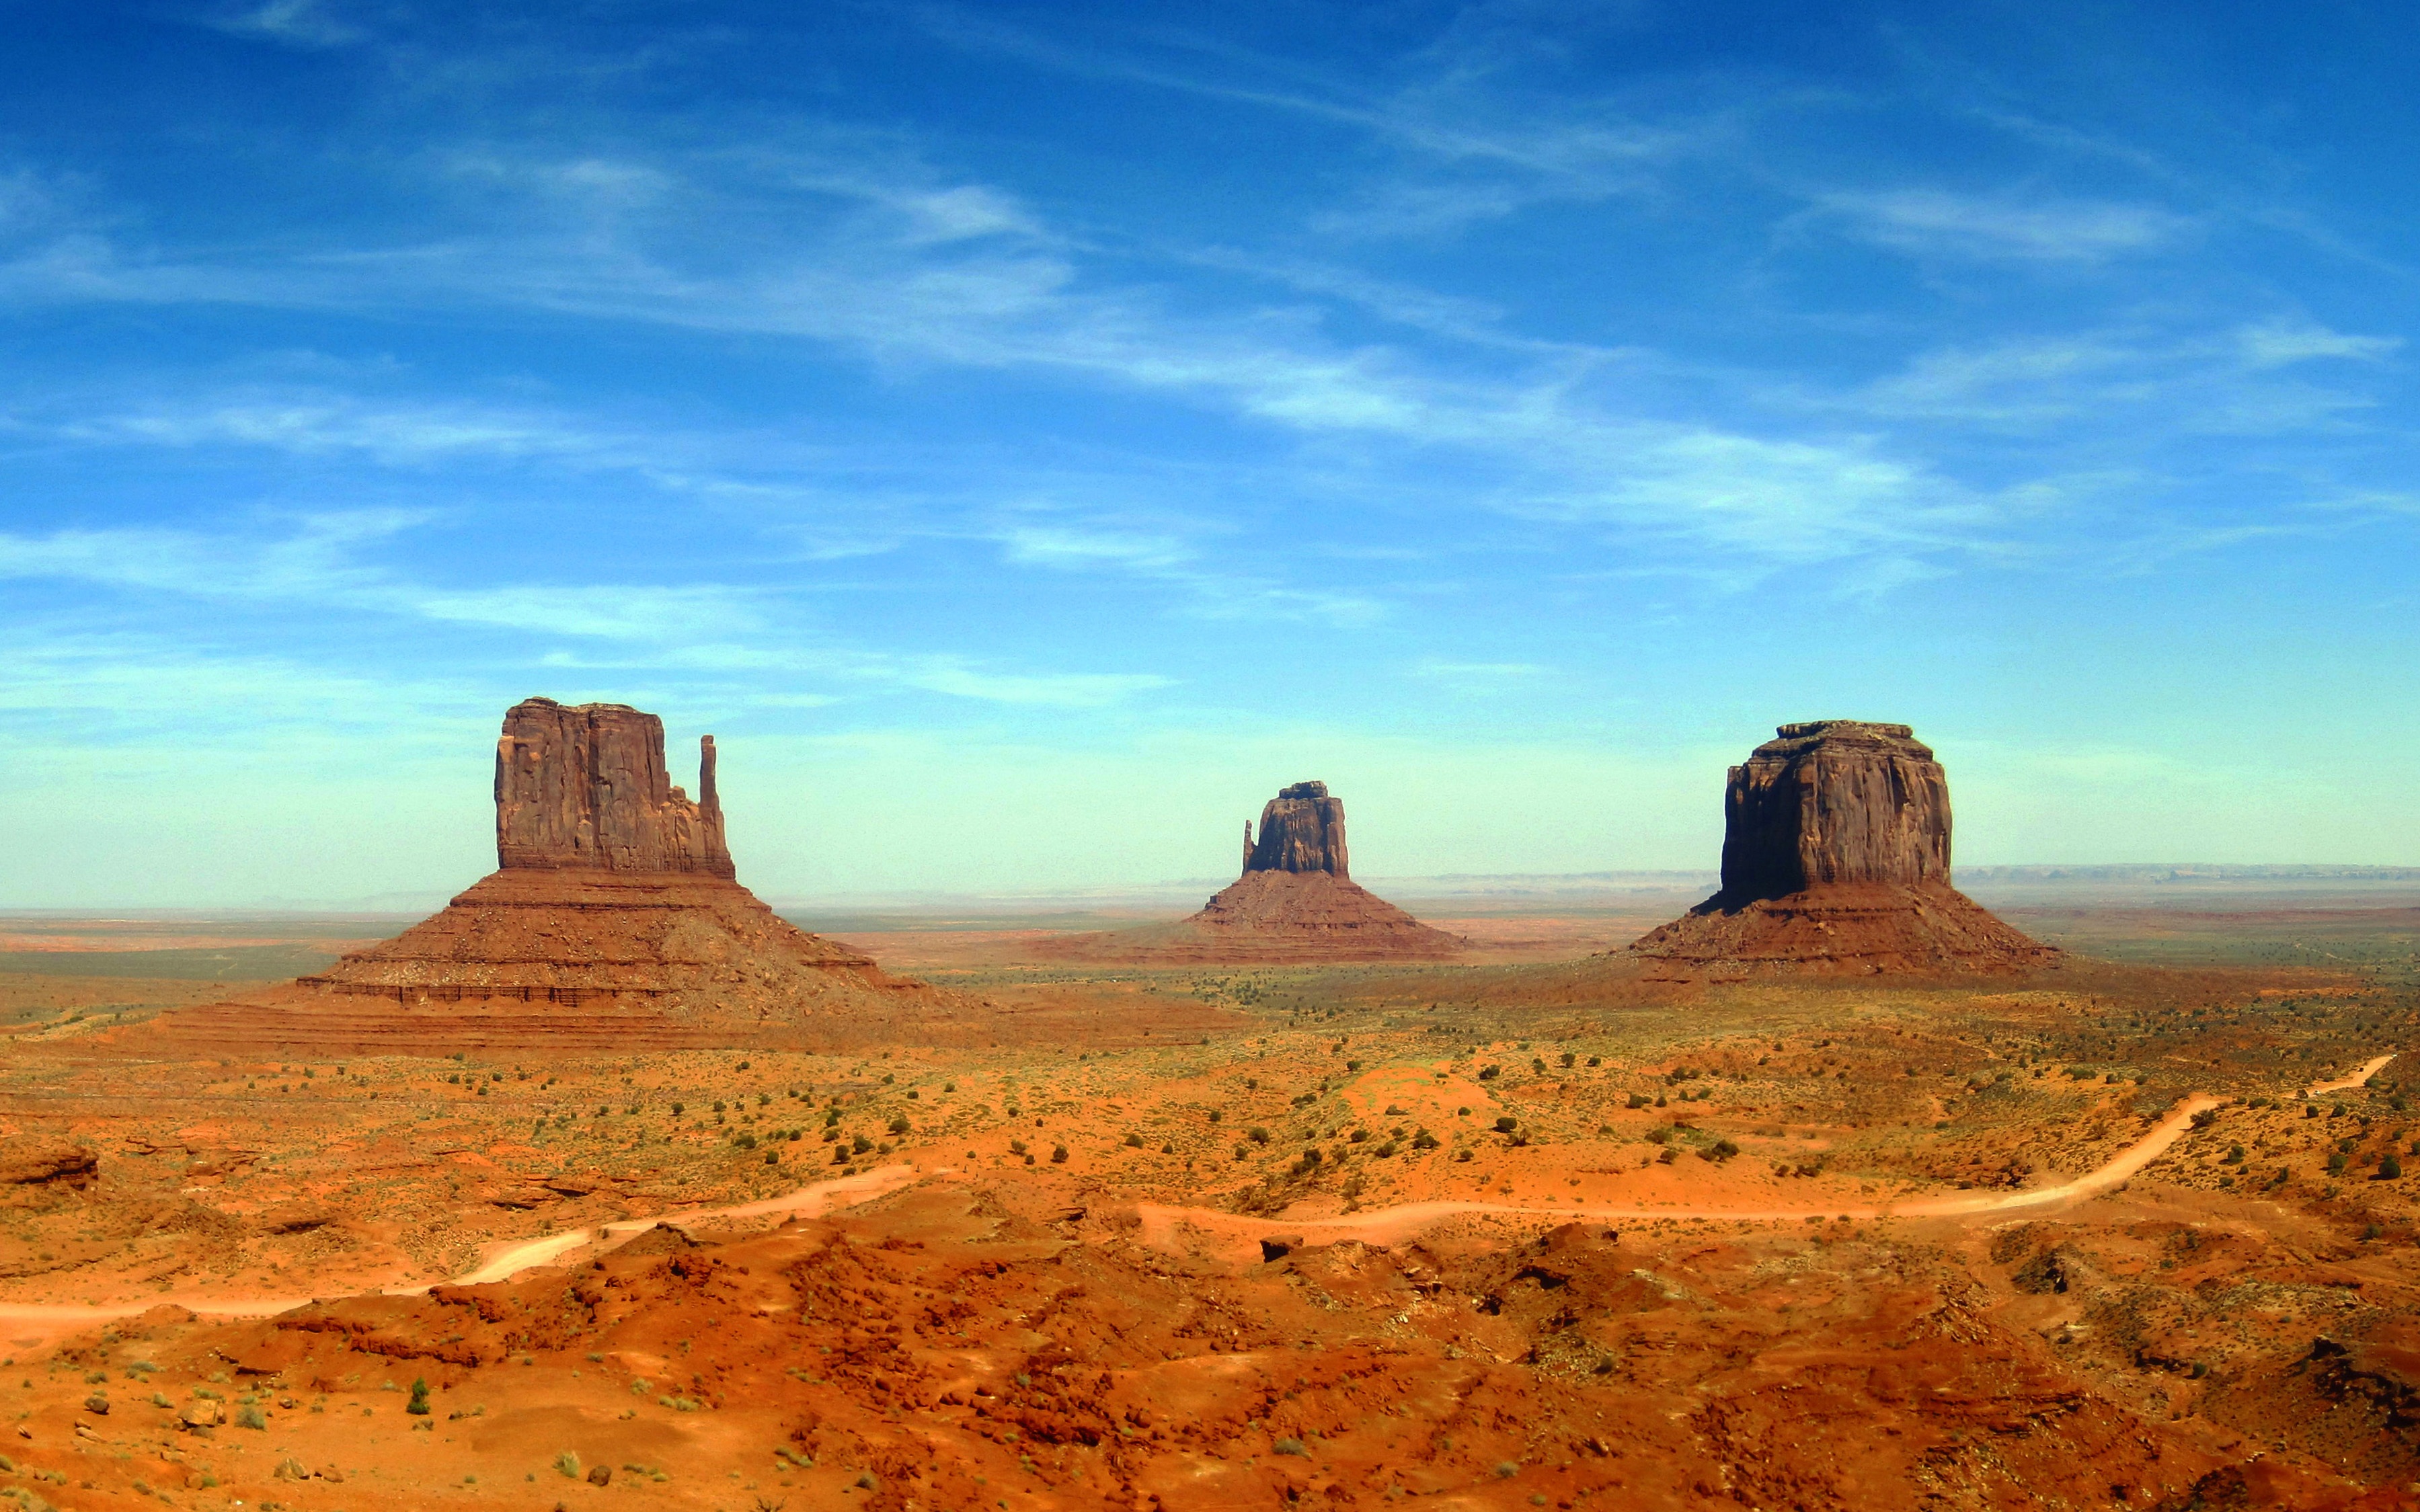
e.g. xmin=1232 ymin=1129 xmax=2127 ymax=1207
xmin=1813 ymin=188 xmax=2193 ymax=263
xmin=204 ymin=0 xmax=366 ymax=49
xmin=0 ymin=516 xmax=1171 ymax=707
xmin=1837 ymin=317 xmax=2399 ymax=436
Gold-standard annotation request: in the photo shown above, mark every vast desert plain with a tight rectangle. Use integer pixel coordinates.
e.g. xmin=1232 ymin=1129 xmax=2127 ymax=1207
xmin=3 ymin=874 xmax=2420 ymax=1512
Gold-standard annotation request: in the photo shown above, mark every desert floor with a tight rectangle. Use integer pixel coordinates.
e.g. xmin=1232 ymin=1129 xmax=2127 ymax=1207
xmin=1 ymin=885 xmax=2417 ymax=1510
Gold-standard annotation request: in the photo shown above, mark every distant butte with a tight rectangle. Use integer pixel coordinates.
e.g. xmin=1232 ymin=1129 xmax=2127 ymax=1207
xmin=1629 ymin=720 xmax=2058 ymax=977
xmin=147 ymin=698 xmax=966 ymax=1051
xmin=1039 ymin=781 xmax=1464 ymax=963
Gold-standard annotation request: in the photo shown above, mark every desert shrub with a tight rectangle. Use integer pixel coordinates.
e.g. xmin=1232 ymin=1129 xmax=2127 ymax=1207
xmin=1493 ymin=1117 xmax=1518 ymax=1133
xmin=2327 ymin=1152 xmax=2349 ymax=1176
xmin=2380 ymin=1155 xmax=2404 ymax=1179
xmin=1699 ymin=1140 xmax=1740 ymax=1162
xmin=1643 ymin=1127 xmax=1672 ymax=1145
xmin=235 ymin=1404 xmax=267 ymax=1430
xmin=1247 ymin=1127 xmax=1270 ymax=1144
xmin=1009 ymin=1140 xmax=1027 ymax=1156
xmin=1374 ymin=1141 xmax=1399 ymax=1158
xmin=1586 ymin=1056 xmax=1602 ymax=1067
xmin=1411 ymin=1130 xmax=1439 ymax=1150
xmin=1122 ymin=1133 xmax=1143 ymax=1148
xmin=1477 ymin=1065 xmax=1500 ymax=1081
xmin=1494 ymin=1462 xmax=1520 ymax=1478
xmin=734 ymin=1132 xmax=757 ymax=1150
xmin=1274 ymin=1438 xmax=1309 ymax=1457
xmin=1050 ymin=1145 xmax=1068 ymax=1164
xmin=887 ymin=1115 xmax=910 ymax=1136
xmin=406 ymin=1379 xmax=430 ymax=1416
xmin=557 ymin=1451 xmax=582 ymax=1478
xmin=851 ymin=1135 xmax=872 ymax=1154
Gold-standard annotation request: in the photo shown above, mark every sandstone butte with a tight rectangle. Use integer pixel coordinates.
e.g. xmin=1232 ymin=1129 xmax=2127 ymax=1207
xmin=144 ymin=699 xmax=964 ymax=1051
xmin=1038 ymin=781 xmax=1465 ymax=963
xmin=1629 ymin=719 xmax=2059 ymax=977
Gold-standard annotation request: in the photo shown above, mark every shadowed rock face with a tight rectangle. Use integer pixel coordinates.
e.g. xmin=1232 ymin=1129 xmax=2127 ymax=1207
xmin=1717 ymin=720 xmax=1950 ymax=906
xmin=495 ymin=698 xmax=732 ymax=877
xmin=1247 ymin=781 xmax=1349 ymax=877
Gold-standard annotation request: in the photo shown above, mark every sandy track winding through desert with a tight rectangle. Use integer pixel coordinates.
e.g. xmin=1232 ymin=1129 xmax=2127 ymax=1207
xmin=0 ymin=1055 xmax=2392 ymax=1337
xmin=0 ymin=1164 xmax=923 ymax=1339
xmin=2308 ymin=1053 xmax=2397 ymax=1096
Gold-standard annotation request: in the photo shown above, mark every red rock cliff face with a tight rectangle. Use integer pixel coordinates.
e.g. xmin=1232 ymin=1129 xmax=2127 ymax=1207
xmin=1247 ymin=781 xmax=1350 ymax=877
xmin=1717 ymin=721 xmax=1950 ymax=905
xmin=494 ymin=698 xmax=733 ymax=877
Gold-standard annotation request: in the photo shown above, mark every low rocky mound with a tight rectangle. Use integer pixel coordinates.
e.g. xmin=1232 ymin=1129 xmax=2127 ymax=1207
xmin=1039 ymin=781 xmax=1463 ymax=964
xmin=146 ymin=699 xmax=968 ymax=1051
xmin=1630 ymin=880 xmax=2058 ymax=978
xmin=1630 ymin=721 xmax=2058 ymax=978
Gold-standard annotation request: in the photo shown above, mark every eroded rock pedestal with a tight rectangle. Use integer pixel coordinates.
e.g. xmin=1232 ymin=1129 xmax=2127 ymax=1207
xmin=1040 ymin=781 xmax=1462 ymax=963
xmin=151 ymin=700 xmax=962 ymax=1051
xmin=1630 ymin=721 xmax=2056 ymax=977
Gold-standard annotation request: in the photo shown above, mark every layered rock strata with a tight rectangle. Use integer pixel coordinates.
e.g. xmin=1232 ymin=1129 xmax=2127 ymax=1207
xmin=1039 ymin=781 xmax=1462 ymax=963
xmin=1631 ymin=720 xmax=2056 ymax=977
xmin=151 ymin=699 xmax=962 ymax=1050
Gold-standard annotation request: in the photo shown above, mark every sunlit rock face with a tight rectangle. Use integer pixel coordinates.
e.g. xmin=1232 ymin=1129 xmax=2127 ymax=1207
xmin=146 ymin=697 xmax=974 ymax=1051
xmin=494 ymin=698 xmax=732 ymax=877
xmin=1245 ymin=781 xmax=1350 ymax=877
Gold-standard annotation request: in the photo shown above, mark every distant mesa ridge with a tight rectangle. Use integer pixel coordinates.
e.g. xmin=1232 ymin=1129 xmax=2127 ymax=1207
xmin=1631 ymin=719 xmax=2058 ymax=977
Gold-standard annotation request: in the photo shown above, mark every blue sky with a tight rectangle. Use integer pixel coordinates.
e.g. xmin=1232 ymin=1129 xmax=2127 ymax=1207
xmin=3 ymin=0 xmax=2416 ymax=906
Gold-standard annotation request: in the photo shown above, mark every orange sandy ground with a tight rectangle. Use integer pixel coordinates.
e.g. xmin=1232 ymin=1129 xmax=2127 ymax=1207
xmin=1 ymin=918 xmax=2418 ymax=1509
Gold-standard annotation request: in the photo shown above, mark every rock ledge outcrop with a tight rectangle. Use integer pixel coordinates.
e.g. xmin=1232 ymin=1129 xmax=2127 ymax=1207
xmin=1631 ymin=720 xmax=2056 ymax=977
xmin=149 ymin=699 xmax=965 ymax=1049
xmin=1040 ymin=781 xmax=1462 ymax=963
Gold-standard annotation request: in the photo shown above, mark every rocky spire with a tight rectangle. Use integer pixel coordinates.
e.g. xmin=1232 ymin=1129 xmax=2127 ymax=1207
xmin=494 ymin=698 xmax=734 ymax=877
xmin=1246 ymin=781 xmax=1349 ymax=877
xmin=1715 ymin=720 xmax=1950 ymax=906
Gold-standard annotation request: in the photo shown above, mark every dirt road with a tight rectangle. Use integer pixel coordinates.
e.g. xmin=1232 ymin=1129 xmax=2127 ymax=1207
xmin=0 ymin=1056 xmax=2388 ymax=1338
